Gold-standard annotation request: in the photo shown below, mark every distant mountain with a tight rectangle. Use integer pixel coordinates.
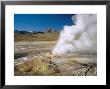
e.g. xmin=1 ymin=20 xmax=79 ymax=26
xmin=14 ymin=28 xmax=57 ymax=35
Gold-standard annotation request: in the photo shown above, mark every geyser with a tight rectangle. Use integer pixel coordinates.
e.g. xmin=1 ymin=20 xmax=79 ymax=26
xmin=52 ymin=14 xmax=97 ymax=56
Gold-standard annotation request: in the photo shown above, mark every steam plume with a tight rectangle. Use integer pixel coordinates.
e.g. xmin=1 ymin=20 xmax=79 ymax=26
xmin=52 ymin=14 xmax=97 ymax=56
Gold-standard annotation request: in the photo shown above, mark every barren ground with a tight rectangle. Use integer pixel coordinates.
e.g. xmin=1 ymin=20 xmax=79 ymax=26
xmin=14 ymin=41 xmax=97 ymax=76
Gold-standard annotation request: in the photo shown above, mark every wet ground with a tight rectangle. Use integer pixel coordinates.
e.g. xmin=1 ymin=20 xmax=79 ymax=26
xmin=14 ymin=41 xmax=97 ymax=76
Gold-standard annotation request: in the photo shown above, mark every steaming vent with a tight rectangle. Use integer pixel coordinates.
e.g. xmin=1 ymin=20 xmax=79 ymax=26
xmin=52 ymin=14 xmax=97 ymax=56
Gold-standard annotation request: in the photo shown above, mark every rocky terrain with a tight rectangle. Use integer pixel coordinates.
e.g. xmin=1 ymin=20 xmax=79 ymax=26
xmin=14 ymin=41 xmax=97 ymax=76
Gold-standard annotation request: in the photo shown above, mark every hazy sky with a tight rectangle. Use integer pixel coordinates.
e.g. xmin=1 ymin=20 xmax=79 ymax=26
xmin=14 ymin=14 xmax=74 ymax=32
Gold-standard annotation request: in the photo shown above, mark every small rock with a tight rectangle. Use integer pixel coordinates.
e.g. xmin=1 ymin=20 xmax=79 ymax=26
xmin=16 ymin=62 xmax=33 ymax=72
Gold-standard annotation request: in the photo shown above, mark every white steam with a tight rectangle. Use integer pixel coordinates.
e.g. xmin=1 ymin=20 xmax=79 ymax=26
xmin=52 ymin=14 xmax=97 ymax=56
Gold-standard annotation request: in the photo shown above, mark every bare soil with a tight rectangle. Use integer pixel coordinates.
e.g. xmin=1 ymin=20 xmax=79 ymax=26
xmin=14 ymin=41 xmax=97 ymax=76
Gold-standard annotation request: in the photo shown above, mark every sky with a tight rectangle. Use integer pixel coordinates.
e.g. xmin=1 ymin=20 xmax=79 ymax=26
xmin=14 ymin=14 xmax=74 ymax=32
